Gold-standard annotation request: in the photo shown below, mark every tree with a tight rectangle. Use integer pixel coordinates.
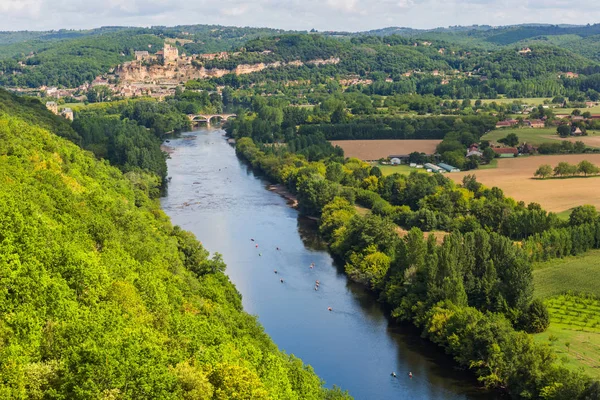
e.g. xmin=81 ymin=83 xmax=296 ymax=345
xmin=520 ymin=299 xmax=549 ymax=333
xmin=482 ymin=147 xmax=496 ymax=163
xmin=569 ymin=205 xmax=597 ymax=226
xmin=574 ymin=141 xmax=587 ymax=153
xmin=557 ymin=124 xmax=571 ymax=137
xmin=553 ymin=162 xmax=577 ymax=177
xmin=577 ymin=160 xmax=599 ymax=176
xmin=534 ymin=164 xmax=552 ymax=179
xmin=498 ymin=133 xmax=519 ymax=147
xmin=572 ymin=109 xmax=581 ymax=116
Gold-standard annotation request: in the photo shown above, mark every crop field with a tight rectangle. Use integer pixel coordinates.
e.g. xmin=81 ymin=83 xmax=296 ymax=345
xmin=450 ymin=154 xmax=600 ymax=212
xmin=331 ymin=140 xmax=441 ymax=161
xmin=533 ymin=250 xmax=600 ymax=299
xmin=482 ymin=128 xmax=600 ymax=148
xmin=534 ymin=294 xmax=600 ymax=378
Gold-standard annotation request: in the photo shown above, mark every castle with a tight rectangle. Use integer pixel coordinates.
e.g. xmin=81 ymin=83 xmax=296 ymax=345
xmin=157 ymin=43 xmax=178 ymax=65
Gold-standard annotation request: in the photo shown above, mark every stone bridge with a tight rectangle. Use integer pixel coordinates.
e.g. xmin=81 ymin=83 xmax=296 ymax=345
xmin=187 ymin=113 xmax=237 ymax=127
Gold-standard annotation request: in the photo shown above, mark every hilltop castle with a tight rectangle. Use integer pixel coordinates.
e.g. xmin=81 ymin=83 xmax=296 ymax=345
xmin=157 ymin=43 xmax=178 ymax=65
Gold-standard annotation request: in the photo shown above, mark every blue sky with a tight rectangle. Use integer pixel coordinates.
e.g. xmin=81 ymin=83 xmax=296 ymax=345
xmin=1 ymin=0 xmax=599 ymax=31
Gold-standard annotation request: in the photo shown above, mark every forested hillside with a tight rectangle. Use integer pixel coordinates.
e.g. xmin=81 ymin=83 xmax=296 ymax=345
xmin=0 ymin=91 xmax=349 ymax=399
xmin=0 ymin=25 xmax=292 ymax=88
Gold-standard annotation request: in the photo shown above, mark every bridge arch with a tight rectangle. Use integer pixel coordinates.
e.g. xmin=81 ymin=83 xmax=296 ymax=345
xmin=187 ymin=113 xmax=237 ymax=127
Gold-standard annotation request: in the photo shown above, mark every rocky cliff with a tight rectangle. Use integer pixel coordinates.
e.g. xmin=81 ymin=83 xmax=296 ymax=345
xmin=115 ymin=57 xmax=340 ymax=83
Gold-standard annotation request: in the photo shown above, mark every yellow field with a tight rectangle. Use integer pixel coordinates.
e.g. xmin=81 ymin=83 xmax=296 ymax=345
xmin=331 ymin=140 xmax=441 ymax=160
xmin=449 ymin=154 xmax=600 ymax=212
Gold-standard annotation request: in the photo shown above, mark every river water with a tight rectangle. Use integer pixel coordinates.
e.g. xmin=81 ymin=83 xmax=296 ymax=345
xmin=160 ymin=128 xmax=498 ymax=400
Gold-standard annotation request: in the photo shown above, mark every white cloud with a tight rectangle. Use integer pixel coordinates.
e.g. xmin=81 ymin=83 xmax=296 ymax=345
xmin=0 ymin=0 xmax=599 ymax=31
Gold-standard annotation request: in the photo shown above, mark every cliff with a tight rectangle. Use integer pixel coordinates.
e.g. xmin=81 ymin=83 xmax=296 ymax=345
xmin=115 ymin=57 xmax=340 ymax=83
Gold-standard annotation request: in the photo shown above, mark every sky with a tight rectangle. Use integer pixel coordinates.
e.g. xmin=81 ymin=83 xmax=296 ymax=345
xmin=1 ymin=0 xmax=600 ymax=32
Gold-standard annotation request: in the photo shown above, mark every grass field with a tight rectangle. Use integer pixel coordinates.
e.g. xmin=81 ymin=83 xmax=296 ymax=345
xmin=482 ymin=128 xmax=600 ymax=148
xmin=331 ymin=139 xmax=441 ymax=161
xmin=449 ymin=154 xmax=600 ymax=212
xmin=534 ymin=294 xmax=600 ymax=378
xmin=375 ymin=164 xmax=428 ymax=176
xmin=562 ymin=105 xmax=600 ymax=115
xmin=533 ymin=250 xmax=600 ymax=299
xmin=59 ymin=102 xmax=85 ymax=110
xmin=478 ymin=98 xmax=551 ymax=105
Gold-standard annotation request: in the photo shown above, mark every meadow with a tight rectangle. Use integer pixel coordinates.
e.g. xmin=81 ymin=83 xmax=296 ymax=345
xmin=374 ymin=164 xmax=428 ymax=176
xmin=533 ymin=250 xmax=600 ymax=299
xmin=481 ymin=127 xmax=600 ymax=148
xmin=478 ymin=97 xmax=551 ymax=105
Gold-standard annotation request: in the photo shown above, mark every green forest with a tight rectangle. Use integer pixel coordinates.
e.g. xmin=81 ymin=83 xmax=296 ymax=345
xmin=0 ymin=90 xmax=350 ymax=399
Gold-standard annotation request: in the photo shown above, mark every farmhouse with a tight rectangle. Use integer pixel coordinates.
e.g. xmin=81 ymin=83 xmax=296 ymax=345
xmin=492 ymin=147 xmax=518 ymax=158
xmin=466 ymin=144 xmax=483 ymax=157
xmin=495 ymin=119 xmax=518 ymax=128
xmin=526 ymin=119 xmax=545 ymax=128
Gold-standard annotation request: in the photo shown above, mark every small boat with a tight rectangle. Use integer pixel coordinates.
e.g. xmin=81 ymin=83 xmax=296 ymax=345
xmin=391 ymin=372 xmax=397 ymax=378
xmin=408 ymin=372 xmax=413 ymax=378
xmin=274 ymin=270 xmax=278 ymax=274
xmin=327 ymin=307 xmax=332 ymax=311
xmin=280 ymin=279 xmax=284 ymax=283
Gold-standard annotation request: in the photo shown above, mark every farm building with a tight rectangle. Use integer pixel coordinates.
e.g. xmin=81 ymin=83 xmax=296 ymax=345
xmin=438 ymin=163 xmax=460 ymax=172
xmin=495 ymin=119 xmax=518 ymax=128
xmin=525 ymin=119 xmax=545 ymax=128
xmin=424 ymin=163 xmax=444 ymax=173
xmin=390 ymin=157 xmax=402 ymax=165
xmin=492 ymin=147 xmax=518 ymax=158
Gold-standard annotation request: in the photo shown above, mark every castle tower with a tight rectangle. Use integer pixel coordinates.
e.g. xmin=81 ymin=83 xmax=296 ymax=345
xmin=163 ymin=43 xmax=178 ymax=65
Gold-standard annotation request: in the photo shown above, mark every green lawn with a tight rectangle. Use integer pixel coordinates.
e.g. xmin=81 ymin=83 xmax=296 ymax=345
xmin=534 ymin=294 xmax=600 ymax=378
xmin=555 ymin=208 xmax=574 ymax=221
xmin=59 ymin=102 xmax=84 ymax=110
xmin=533 ymin=250 xmax=600 ymax=299
xmin=481 ymin=127 xmax=560 ymax=145
xmin=478 ymin=158 xmax=498 ymax=170
xmin=375 ymin=164 xmax=429 ymax=176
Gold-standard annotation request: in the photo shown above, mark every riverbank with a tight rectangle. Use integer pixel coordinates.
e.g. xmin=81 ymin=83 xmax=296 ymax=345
xmin=267 ymin=183 xmax=298 ymax=208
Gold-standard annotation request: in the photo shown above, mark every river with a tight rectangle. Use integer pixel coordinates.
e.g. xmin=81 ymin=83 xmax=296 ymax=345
xmin=160 ymin=128 xmax=499 ymax=400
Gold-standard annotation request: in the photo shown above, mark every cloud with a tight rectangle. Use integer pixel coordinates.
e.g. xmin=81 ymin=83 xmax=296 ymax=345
xmin=0 ymin=0 xmax=599 ymax=32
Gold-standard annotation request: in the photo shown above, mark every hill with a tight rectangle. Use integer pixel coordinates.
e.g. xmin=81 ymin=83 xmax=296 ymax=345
xmin=0 ymin=89 xmax=349 ymax=399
